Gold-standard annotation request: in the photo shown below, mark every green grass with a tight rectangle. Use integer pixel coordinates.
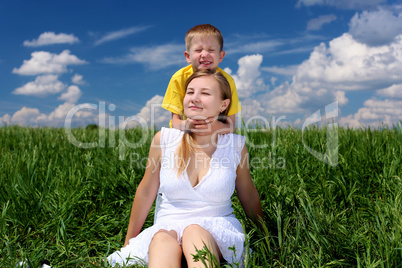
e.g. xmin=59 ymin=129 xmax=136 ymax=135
xmin=1 ymin=125 xmax=401 ymax=267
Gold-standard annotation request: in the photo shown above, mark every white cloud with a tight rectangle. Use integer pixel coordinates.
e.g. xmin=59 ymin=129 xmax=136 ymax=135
xmin=46 ymin=103 xmax=77 ymax=121
xmin=39 ymin=102 xmax=98 ymax=127
xmin=124 ymin=95 xmax=171 ymax=128
xmin=23 ymin=32 xmax=79 ymax=47
xmin=376 ymin=84 xmax=402 ymax=99
xmin=295 ymin=33 xmax=402 ymax=91
xmin=338 ymin=114 xmax=362 ymax=128
xmin=94 ymin=26 xmax=151 ymax=46
xmin=1 ymin=102 xmax=99 ymax=127
xmin=296 ymin=0 xmax=386 ymax=9
xmin=227 ymin=40 xmax=284 ymax=54
xmin=226 ymin=34 xmax=320 ymax=57
xmin=273 ymin=45 xmax=320 ymax=56
xmin=119 ymin=95 xmax=172 ymax=128
xmin=263 ymin=82 xmax=317 ymax=115
xmin=255 ymin=29 xmax=401 ymax=126
xmin=271 ymin=77 xmax=278 ymax=86
xmin=58 ymin=85 xmax=82 ymax=103
xmin=71 ymin=74 xmax=85 ymax=85
xmin=13 ymin=74 xmax=66 ymax=96
xmin=339 ymin=98 xmax=402 ymax=127
xmin=256 ymin=29 xmax=402 ymax=127
xmin=0 ymin=114 xmax=11 ymax=125
xmin=102 ymin=44 xmax=185 ymax=70
xmin=2 ymin=73 xmax=95 ymax=127
xmin=261 ymin=65 xmax=299 ymax=76
xmin=12 ymin=50 xmax=87 ymax=76
xmin=349 ymin=7 xmax=402 ymax=46
xmin=10 ymin=107 xmax=45 ymax=126
xmin=307 ymin=15 xmax=337 ymax=31
xmin=238 ymin=98 xmax=265 ymax=121
xmin=225 ymin=54 xmax=339 ymax=119
xmin=296 ymin=0 xmax=323 ymax=7
xmin=48 ymin=103 xmax=92 ymax=121
xmin=335 ymin=91 xmax=349 ymax=106
xmin=225 ymin=54 xmax=269 ymax=98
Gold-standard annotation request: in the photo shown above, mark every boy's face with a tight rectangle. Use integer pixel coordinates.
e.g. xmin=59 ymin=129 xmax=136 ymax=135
xmin=185 ymin=35 xmax=225 ymax=71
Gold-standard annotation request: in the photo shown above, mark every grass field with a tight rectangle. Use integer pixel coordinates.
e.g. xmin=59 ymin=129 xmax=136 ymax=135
xmin=1 ymin=124 xmax=401 ymax=267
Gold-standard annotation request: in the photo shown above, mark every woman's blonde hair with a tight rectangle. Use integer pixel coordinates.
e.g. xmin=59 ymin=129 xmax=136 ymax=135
xmin=176 ymin=69 xmax=232 ymax=176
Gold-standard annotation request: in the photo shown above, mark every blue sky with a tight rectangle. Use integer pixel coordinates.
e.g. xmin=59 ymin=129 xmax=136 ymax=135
xmin=1 ymin=0 xmax=402 ymax=128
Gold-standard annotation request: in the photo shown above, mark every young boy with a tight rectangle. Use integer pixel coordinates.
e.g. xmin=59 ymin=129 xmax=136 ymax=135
xmin=161 ymin=24 xmax=241 ymax=134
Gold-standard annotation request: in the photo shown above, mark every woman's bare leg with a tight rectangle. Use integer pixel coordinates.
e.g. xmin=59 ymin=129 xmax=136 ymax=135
xmin=148 ymin=229 xmax=182 ymax=268
xmin=182 ymin=224 xmax=222 ymax=268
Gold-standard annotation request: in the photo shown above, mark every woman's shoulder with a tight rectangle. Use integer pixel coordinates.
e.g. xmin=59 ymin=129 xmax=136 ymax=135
xmin=219 ymin=132 xmax=245 ymax=140
xmin=160 ymin=127 xmax=183 ymax=136
xmin=218 ymin=133 xmax=246 ymax=152
xmin=159 ymin=127 xmax=184 ymax=146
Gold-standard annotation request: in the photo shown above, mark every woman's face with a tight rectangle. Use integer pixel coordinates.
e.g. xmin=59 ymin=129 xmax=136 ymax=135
xmin=183 ymin=75 xmax=228 ymax=120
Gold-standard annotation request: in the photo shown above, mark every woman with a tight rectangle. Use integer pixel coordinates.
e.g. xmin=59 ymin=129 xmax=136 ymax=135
xmin=107 ymin=69 xmax=263 ymax=267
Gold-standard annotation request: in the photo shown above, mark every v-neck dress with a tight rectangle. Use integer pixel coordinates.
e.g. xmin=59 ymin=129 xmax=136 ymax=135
xmin=107 ymin=127 xmax=246 ymax=266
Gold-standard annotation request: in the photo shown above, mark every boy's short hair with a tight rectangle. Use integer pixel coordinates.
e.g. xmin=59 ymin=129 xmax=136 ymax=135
xmin=185 ymin=24 xmax=224 ymax=52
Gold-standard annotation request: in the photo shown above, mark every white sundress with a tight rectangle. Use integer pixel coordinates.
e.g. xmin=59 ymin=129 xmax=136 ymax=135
xmin=107 ymin=127 xmax=246 ymax=267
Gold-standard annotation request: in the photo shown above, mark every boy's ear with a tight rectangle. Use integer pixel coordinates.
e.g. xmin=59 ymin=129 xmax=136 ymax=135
xmin=219 ymin=50 xmax=225 ymax=63
xmin=184 ymin=51 xmax=192 ymax=64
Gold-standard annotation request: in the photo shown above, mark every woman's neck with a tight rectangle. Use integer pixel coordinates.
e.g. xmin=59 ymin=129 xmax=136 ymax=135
xmin=192 ymin=133 xmax=216 ymax=146
xmin=192 ymin=133 xmax=218 ymax=155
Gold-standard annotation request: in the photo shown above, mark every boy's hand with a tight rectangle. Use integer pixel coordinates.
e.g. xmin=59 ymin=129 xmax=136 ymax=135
xmin=190 ymin=116 xmax=234 ymax=135
xmin=190 ymin=118 xmax=217 ymax=136
xmin=171 ymin=113 xmax=234 ymax=135
xmin=190 ymin=118 xmax=210 ymax=130
xmin=181 ymin=117 xmax=209 ymax=132
xmin=175 ymin=117 xmax=204 ymax=131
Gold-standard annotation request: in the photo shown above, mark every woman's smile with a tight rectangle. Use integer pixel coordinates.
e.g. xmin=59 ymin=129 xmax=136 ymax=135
xmin=189 ymin=105 xmax=202 ymax=110
xmin=184 ymin=75 xmax=226 ymax=119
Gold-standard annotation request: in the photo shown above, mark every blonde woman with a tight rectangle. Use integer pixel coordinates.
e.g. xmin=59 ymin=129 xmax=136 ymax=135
xmin=108 ymin=69 xmax=263 ymax=267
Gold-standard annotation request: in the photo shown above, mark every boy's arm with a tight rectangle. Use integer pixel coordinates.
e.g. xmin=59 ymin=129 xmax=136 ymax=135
xmin=171 ymin=113 xmax=197 ymax=131
xmin=171 ymin=113 xmax=188 ymax=131
xmin=171 ymin=112 xmax=236 ymax=134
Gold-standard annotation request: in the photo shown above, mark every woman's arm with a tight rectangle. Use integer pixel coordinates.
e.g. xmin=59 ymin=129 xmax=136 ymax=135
xmin=235 ymin=144 xmax=263 ymax=226
xmin=123 ymin=131 xmax=162 ymax=246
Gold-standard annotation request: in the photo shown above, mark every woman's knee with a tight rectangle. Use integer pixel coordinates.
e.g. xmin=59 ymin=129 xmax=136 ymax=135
xmin=150 ymin=229 xmax=179 ymax=247
xmin=182 ymin=224 xmax=219 ymax=253
xmin=182 ymin=225 xmax=222 ymax=266
xmin=149 ymin=229 xmax=182 ymax=267
xmin=183 ymin=224 xmax=210 ymax=238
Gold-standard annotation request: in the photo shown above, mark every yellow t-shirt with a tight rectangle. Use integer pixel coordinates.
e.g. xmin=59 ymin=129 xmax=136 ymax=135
xmin=162 ymin=65 xmax=242 ymax=121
